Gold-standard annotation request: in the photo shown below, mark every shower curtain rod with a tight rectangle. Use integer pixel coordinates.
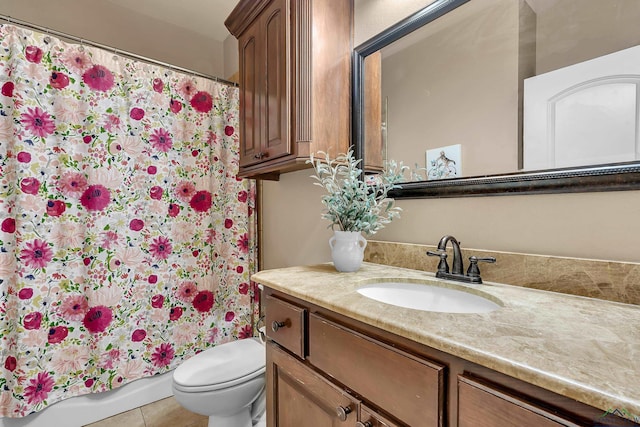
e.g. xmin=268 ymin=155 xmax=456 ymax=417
xmin=0 ymin=14 xmax=239 ymax=87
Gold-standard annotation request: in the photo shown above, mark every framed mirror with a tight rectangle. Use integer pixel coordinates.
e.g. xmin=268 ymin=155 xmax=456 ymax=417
xmin=353 ymin=0 xmax=640 ymax=198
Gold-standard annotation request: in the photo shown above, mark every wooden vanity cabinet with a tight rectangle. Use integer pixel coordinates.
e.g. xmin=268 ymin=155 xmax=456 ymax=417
xmin=263 ymin=289 xmax=638 ymax=427
xmin=225 ymin=0 xmax=354 ymax=179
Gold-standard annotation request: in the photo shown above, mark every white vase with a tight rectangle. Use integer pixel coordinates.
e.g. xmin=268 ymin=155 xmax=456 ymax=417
xmin=329 ymin=230 xmax=367 ymax=272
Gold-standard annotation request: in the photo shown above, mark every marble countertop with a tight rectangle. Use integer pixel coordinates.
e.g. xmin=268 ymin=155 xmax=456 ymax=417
xmin=252 ymin=262 xmax=640 ymax=420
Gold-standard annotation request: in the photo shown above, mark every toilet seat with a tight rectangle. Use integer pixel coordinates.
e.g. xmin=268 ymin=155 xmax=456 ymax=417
xmin=173 ymin=338 xmax=266 ymax=393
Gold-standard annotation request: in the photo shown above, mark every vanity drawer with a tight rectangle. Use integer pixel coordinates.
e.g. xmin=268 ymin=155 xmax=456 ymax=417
xmin=264 ymin=294 xmax=306 ymax=358
xmin=458 ymin=376 xmax=582 ymax=427
xmin=308 ymin=313 xmax=445 ymax=427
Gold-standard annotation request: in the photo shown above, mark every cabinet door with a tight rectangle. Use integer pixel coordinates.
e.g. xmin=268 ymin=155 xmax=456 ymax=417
xmin=238 ymin=21 xmax=263 ymax=167
xmin=262 ymin=0 xmax=291 ymax=162
xmin=267 ymin=342 xmax=359 ymax=427
xmin=458 ymin=376 xmax=582 ymax=427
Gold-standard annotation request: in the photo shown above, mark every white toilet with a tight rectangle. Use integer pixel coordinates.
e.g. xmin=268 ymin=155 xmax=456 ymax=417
xmin=172 ymin=338 xmax=267 ymax=427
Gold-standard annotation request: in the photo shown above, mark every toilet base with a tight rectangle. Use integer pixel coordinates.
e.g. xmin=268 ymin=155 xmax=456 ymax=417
xmin=208 ymin=407 xmax=252 ymax=427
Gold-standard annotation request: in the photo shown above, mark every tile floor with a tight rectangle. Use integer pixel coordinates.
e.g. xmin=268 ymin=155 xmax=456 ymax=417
xmin=84 ymin=396 xmax=207 ymax=427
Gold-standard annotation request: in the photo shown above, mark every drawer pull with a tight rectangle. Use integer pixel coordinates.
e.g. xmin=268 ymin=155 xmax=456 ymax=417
xmin=356 ymin=422 xmax=373 ymax=427
xmin=336 ymin=405 xmax=353 ymax=421
xmin=271 ymin=320 xmax=288 ymax=332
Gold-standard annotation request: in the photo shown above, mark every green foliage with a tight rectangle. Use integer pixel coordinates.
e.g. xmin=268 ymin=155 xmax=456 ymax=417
xmin=307 ymin=149 xmax=402 ymax=235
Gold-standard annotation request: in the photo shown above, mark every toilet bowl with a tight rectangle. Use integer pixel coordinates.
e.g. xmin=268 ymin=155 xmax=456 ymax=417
xmin=172 ymin=338 xmax=266 ymax=427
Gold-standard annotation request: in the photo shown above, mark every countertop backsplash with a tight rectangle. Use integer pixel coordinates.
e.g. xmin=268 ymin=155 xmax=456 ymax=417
xmin=365 ymin=240 xmax=640 ymax=306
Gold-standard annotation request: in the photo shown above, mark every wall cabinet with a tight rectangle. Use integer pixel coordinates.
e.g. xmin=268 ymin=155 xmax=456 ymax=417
xmin=225 ymin=0 xmax=354 ymax=179
xmin=263 ymin=288 xmax=639 ymax=427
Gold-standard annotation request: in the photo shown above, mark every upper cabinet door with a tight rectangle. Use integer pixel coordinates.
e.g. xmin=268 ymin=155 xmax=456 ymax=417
xmin=238 ymin=25 xmax=262 ymax=168
xmin=263 ymin=0 xmax=291 ymax=162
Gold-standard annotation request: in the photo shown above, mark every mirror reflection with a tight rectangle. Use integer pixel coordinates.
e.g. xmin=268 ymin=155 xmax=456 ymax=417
xmin=367 ymin=0 xmax=640 ymax=183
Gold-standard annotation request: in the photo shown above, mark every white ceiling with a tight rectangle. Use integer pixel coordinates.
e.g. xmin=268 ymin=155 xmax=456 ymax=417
xmin=105 ymin=0 xmax=239 ymax=42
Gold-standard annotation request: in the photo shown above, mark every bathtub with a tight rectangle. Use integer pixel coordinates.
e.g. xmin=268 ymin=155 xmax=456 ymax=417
xmin=0 ymin=370 xmax=174 ymax=427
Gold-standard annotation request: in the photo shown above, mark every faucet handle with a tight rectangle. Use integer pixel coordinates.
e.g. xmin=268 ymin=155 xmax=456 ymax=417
xmin=466 ymin=256 xmax=496 ymax=278
xmin=427 ymin=250 xmax=449 ymax=274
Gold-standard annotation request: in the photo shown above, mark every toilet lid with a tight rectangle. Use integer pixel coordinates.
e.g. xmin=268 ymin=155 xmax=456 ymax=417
xmin=173 ymin=338 xmax=265 ymax=389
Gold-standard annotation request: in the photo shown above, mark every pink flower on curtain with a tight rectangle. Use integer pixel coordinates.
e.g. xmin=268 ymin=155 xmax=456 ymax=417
xmin=1 ymin=218 xmax=16 ymax=233
xmin=130 ymin=107 xmax=145 ymax=120
xmin=57 ymin=172 xmax=88 ymax=198
xmin=19 ymin=288 xmax=33 ymax=299
xmin=20 ymin=107 xmax=56 ymax=137
xmin=149 ymin=186 xmax=163 ymax=200
xmin=46 ymin=200 xmax=66 ymax=217
xmin=178 ymin=78 xmax=197 ymax=99
xmin=169 ymin=99 xmax=182 ymax=114
xmin=5 ymin=356 xmax=17 ymax=372
xmin=129 ymin=219 xmax=144 ymax=231
xmin=17 ymin=152 xmax=31 ymax=163
xmin=152 ymin=78 xmax=164 ymax=93
xmin=48 ymin=326 xmax=69 ymax=344
xmin=2 ymin=81 xmax=14 ymax=97
xmin=24 ymin=372 xmax=54 ymax=405
xmin=61 ymin=48 xmax=92 ymax=74
xmin=190 ymin=91 xmax=213 ymax=113
xmin=20 ymin=177 xmax=40 ymax=195
xmin=20 ymin=239 xmax=53 ymax=269
xmin=24 ymin=46 xmax=43 ymax=63
xmin=83 ymin=306 xmax=113 ymax=333
xmin=149 ymin=128 xmax=172 ymax=152
xmin=174 ymin=181 xmax=196 ymax=202
xmin=189 ymin=190 xmax=212 ymax=213
xmin=176 ymin=281 xmax=197 ymax=302
xmin=168 ymin=203 xmax=180 ymax=217
xmin=192 ymin=290 xmax=214 ymax=313
xmin=49 ymin=72 xmax=70 ymax=89
xmin=150 ymin=236 xmax=172 ymax=260
xmin=237 ymin=233 xmax=249 ymax=253
xmin=225 ymin=125 xmax=234 ymax=136
xmin=80 ymin=185 xmax=111 ymax=211
xmin=151 ymin=343 xmax=174 ymax=367
xmin=169 ymin=306 xmax=183 ymax=321
xmin=238 ymin=325 xmax=253 ymax=339
xmin=131 ymin=329 xmax=146 ymax=342
xmin=82 ymin=65 xmax=115 ymax=92
xmin=59 ymin=295 xmax=89 ymax=321
xmin=23 ymin=312 xmax=42 ymax=330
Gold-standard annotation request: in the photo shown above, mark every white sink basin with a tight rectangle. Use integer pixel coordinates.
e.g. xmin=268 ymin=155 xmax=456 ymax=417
xmin=357 ymin=282 xmax=501 ymax=314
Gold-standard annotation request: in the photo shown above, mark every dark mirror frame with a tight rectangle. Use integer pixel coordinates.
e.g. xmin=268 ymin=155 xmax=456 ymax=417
xmin=352 ymin=0 xmax=640 ymax=199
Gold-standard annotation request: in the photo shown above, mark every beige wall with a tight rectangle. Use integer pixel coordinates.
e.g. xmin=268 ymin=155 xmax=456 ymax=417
xmin=262 ymin=0 xmax=640 ymax=269
xmin=0 ymin=0 xmax=226 ymax=77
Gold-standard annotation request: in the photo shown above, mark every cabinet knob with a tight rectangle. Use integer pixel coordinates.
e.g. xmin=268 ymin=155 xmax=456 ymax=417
xmin=254 ymin=152 xmax=267 ymax=159
xmin=355 ymin=422 xmax=373 ymax=427
xmin=335 ymin=405 xmax=353 ymax=421
xmin=271 ymin=320 xmax=287 ymax=332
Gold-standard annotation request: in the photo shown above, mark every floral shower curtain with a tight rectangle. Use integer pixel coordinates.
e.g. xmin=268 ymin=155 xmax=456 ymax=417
xmin=0 ymin=24 xmax=257 ymax=417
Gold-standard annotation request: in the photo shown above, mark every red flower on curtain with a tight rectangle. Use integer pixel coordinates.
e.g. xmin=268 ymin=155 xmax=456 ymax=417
xmin=82 ymin=64 xmax=115 ymax=91
xmin=80 ymin=185 xmax=111 ymax=211
xmin=189 ymin=190 xmax=212 ymax=212
xmin=190 ymin=91 xmax=213 ymax=112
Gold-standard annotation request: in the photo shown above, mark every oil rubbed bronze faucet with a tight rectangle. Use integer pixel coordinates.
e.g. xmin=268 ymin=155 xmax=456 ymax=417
xmin=427 ymin=235 xmax=496 ymax=284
